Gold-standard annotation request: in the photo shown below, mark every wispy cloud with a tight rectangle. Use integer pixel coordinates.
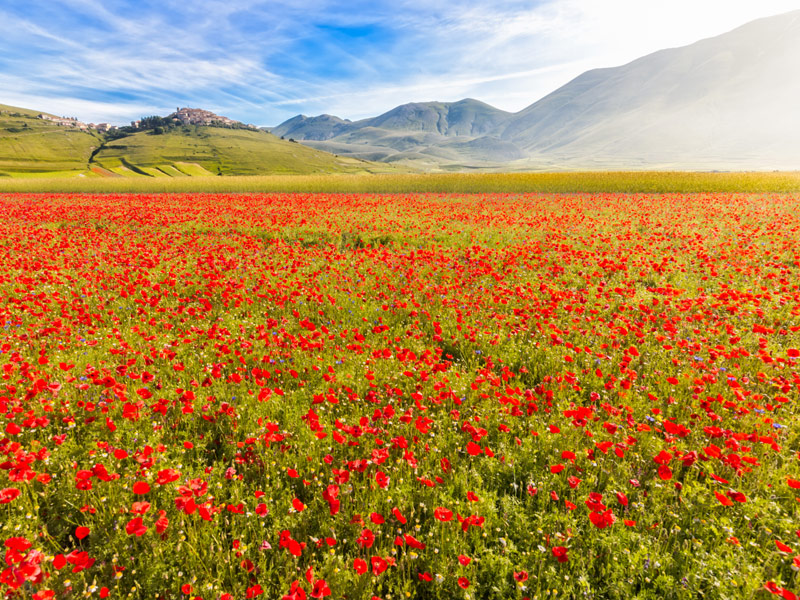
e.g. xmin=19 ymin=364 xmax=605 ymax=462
xmin=1 ymin=0 xmax=798 ymax=125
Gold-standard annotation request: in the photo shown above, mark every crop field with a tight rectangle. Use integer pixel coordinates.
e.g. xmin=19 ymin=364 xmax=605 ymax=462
xmin=1 ymin=192 xmax=799 ymax=600
xmin=2 ymin=171 xmax=800 ymax=195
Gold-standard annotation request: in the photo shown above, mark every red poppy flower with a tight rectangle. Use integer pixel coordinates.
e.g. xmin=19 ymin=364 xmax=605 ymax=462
xmin=434 ymin=507 xmax=453 ymax=521
xmin=727 ymin=490 xmax=747 ymax=503
xmin=132 ymin=481 xmax=150 ymax=495
xmin=0 ymin=488 xmax=21 ymax=504
xmin=775 ymin=540 xmax=792 ymax=553
xmin=552 ymin=546 xmax=569 ymax=562
xmin=371 ymin=556 xmax=388 ymax=576
xmin=353 ymin=558 xmax=367 ymax=575
xmin=714 ymin=491 xmax=733 ymax=506
xmin=125 ymin=516 xmax=148 ymax=536
xmin=357 ymin=528 xmax=375 ymax=549
xmin=466 ymin=442 xmax=483 ymax=456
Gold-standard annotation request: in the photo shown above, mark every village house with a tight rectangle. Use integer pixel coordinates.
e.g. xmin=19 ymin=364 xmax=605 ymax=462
xmin=38 ymin=114 xmax=90 ymax=130
xmin=169 ymin=107 xmax=238 ymax=127
xmin=36 ymin=114 xmax=118 ymax=132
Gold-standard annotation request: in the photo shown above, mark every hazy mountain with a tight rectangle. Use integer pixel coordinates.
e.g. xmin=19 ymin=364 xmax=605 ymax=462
xmin=276 ymin=10 xmax=800 ymax=170
xmin=364 ymin=99 xmax=512 ymax=136
xmin=271 ymin=114 xmax=353 ymax=141
xmin=274 ymin=99 xmax=518 ymax=166
xmin=276 ymin=99 xmax=510 ymax=139
xmin=501 ymin=9 xmax=800 ymax=169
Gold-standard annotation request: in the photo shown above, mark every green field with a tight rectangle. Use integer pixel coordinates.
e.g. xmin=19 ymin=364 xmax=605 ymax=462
xmin=1 ymin=170 xmax=799 ymax=194
xmin=0 ymin=103 xmax=102 ymax=175
xmin=0 ymin=103 xmax=407 ymax=178
xmin=92 ymin=126 xmax=406 ymax=176
xmin=3 ymin=103 xmax=800 ymax=193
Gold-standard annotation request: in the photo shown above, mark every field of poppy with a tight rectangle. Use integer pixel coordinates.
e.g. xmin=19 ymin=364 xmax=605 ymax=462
xmin=1 ymin=192 xmax=799 ymax=600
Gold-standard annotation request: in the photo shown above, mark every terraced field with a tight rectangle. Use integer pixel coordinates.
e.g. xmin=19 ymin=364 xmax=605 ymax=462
xmin=0 ymin=104 xmax=406 ymax=178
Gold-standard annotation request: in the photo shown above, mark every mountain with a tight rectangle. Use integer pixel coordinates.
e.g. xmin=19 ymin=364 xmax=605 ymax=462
xmin=364 ymin=100 xmax=512 ymax=136
xmin=271 ymin=114 xmax=353 ymax=140
xmin=5 ymin=10 xmax=799 ymax=175
xmin=274 ymin=99 xmax=518 ymax=167
xmin=500 ymin=9 xmax=800 ymax=169
xmin=276 ymin=10 xmax=800 ymax=170
xmin=274 ymin=99 xmax=510 ymax=139
xmin=0 ymin=104 xmax=404 ymax=177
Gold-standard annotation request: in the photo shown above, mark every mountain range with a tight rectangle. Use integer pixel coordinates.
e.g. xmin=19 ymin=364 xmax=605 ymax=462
xmin=2 ymin=10 xmax=799 ymax=176
xmin=272 ymin=10 xmax=800 ymax=171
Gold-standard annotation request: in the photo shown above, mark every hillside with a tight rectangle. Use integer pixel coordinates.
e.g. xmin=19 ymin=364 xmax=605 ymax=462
xmin=0 ymin=104 xmax=403 ymax=177
xmin=92 ymin=126 xmax=400 ymax=176
xmin=275 ymin=10 xmax=800 ymax=170
xmin=0 ymin=104 xmax=102 ymax=176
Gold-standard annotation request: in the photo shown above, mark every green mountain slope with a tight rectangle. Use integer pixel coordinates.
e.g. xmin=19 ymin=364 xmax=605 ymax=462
xmin=1 ymin=103 xmax=406 ymax=177
xmin=92 ymin=125 xmax=395 ymax=176
xmin=0 ymin=104 xmax=102 ymax=176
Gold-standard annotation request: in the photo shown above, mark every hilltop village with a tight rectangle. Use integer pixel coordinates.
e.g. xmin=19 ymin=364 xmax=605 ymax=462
xmin=37 ymin=113 xmax=115 ymax=132
xmin=35 ymin=107 xmax=256 ymax=134
xmin=131 ymin=108 xmax=257 ymax=130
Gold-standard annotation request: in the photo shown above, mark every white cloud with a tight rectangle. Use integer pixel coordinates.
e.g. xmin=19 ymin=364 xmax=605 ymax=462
xmin=0 ymin=88 xmax=159 ymax=123
xmin=268 ymin=1 xmax=800 ymax=121
xmin=1 ymin=0 xmax=798 ymax=124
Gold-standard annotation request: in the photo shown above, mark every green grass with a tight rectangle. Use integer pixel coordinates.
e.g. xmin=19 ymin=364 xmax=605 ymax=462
xmin=0 ymin=103 xmax=102 ymax=175
xmin=1 ymin=170 xmax=799 ymax=193
xmin=1 ymin=103 xmax=408 ymax=178
xmin=173 ymin=161 xmax=215 ymax=176
xmin=91 ymin=126 xmax=408 ymax=176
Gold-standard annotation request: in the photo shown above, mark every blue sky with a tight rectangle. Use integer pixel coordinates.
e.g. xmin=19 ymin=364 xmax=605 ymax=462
xmin=1 ymin=0 xmax=798 ymax=125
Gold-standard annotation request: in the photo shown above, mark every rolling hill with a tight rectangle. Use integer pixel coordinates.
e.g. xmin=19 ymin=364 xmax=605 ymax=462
xmin=0 ymin=105 xmax=404 ymax=177
xmin=91 ymin=126 xmax=401 ymax=177
xmin=0 ymin=104 xmax=103 ymax=176
xmin=274 ymin=10 xmax=800 ymax=170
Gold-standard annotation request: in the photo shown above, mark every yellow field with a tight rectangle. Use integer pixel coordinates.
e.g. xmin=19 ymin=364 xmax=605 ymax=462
xmin=1 ymin=170 xmax=800 ymax=194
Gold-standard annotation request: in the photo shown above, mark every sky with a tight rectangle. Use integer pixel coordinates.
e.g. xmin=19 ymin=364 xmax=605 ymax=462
xmin=1 ymin=0 xmax=798 ymax=126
